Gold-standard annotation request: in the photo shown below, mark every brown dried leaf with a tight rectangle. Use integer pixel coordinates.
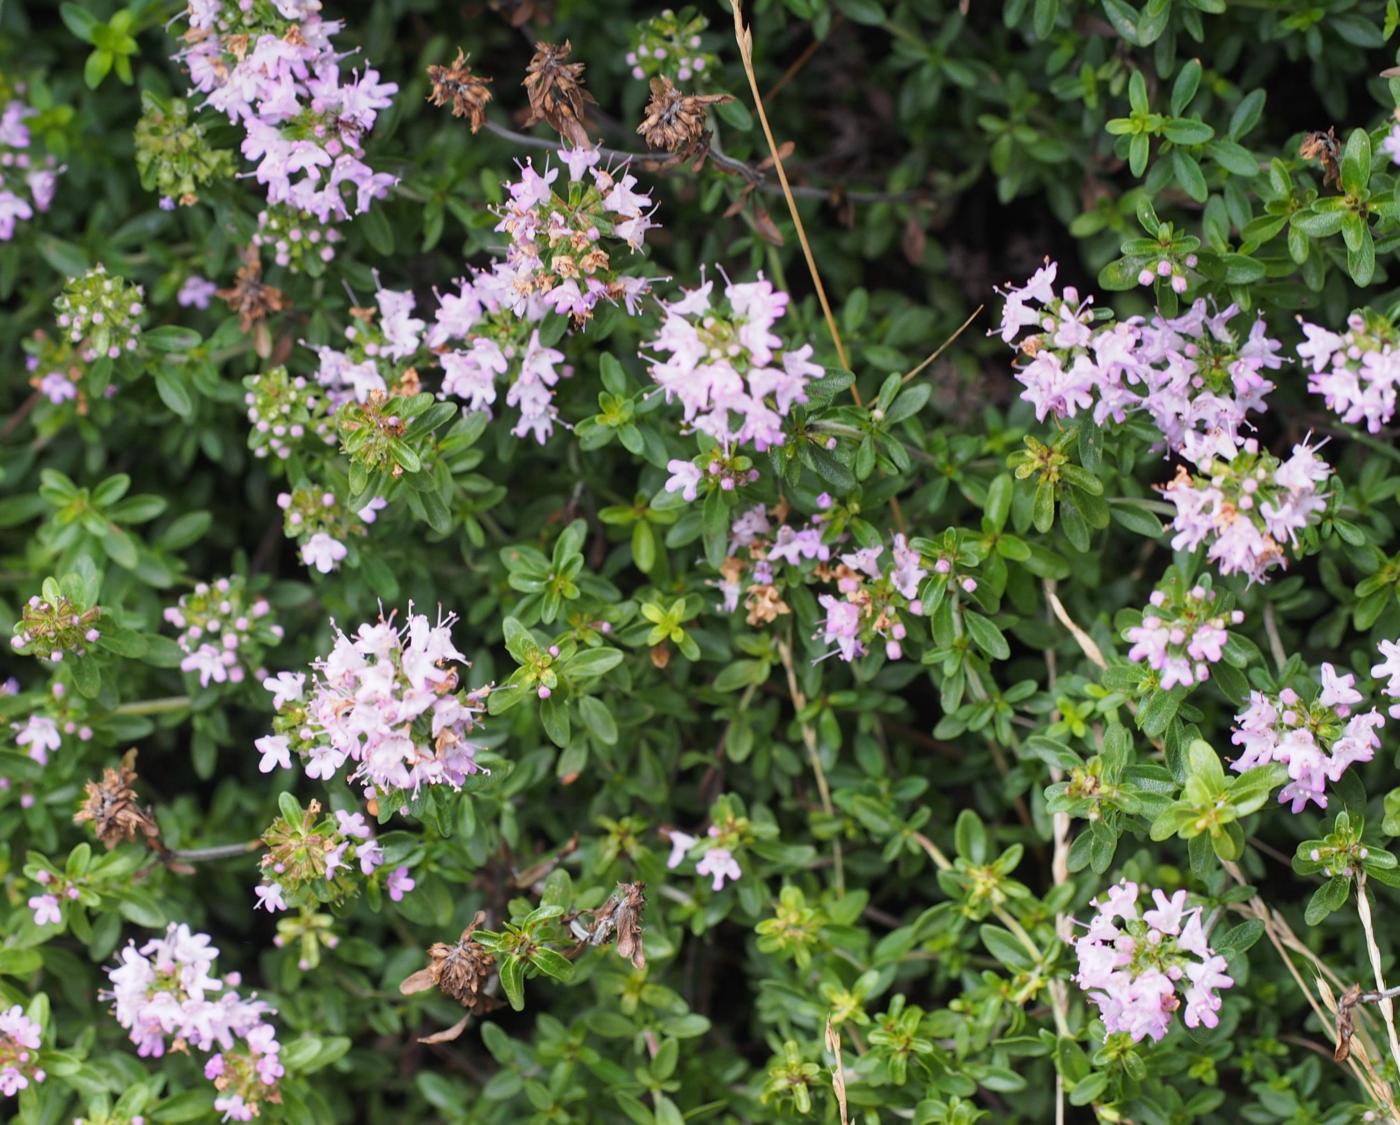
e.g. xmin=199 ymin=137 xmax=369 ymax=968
xmin=398 ymin=968 xmax=438 ymax=996
xmin=901 ymin=212 xmax=927 ymax=266
xmin=418 ymin=1015 xmax=471 ymax=1044
xmin=755 ymin=140 xmax=795 ymax=172
xmin=753 ymin=207 xmax=785 ymax=246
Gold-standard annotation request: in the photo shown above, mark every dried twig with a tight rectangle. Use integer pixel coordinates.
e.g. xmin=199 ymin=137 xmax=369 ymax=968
xmin=1355 ymin=874 xmax=1400 ymax=1075
xmin=901 ymin=306 xmax=984 ymax=385
xmin=729 ymin=0 xmax=853 ymax=390
xmin=776 ymin=634 xmax=844 ymax=895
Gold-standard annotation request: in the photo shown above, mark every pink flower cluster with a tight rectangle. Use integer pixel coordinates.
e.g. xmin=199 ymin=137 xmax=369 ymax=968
xmin=244 ymin=364 xmax=337 ymax=461
xmin=253 ymin=203 xmax=342 ymax=271
xmin=666 ymin=826 xmax=741 ymax=891
xmin=24 ymin=329 xmax=87 ymax=406
xmin=1163 ymin=438 xmax=1331 ymax=584
xmin=0 ymin=1004 xmax=44 ymax=1097
xmin=254 ymin=803 xmax=412 ymax=921
xmin=712 ymin=503 xmax=831 ymax=615
xmin=165 ymin=576 xmax=282 ymax=688
xmin=1371 ymin=638 xmax=1400 ymax=718
xmin=817 ymin=534 xmax=927 ymax=663
xmin=1300 ymin=311 xmax=1400 ymax=434
xmin=495 ymin=147 xmax=656 ymax=323
xmin=429 ymin=264 xmax=569 ymax=443
xmin=0 ymin=93 xmax=61 ymax=240
xmin=255 ymin=607 xmax=489 ymax=794
xmin=275 ymin=487 xmax=383 ymax=574
xmin=179 ymin=0 xmax=398 ymax=226
xmin=996 ymin=263 xmax=1280 ymax=466
xmin=644 ymin=272 xmax=822 ymax=453
xmin=26 ymin=866 xmax=82 ymax=928
xmin=1231 ymin=664 xmax=1384 ymax=813
xmin=9 ymin=682 xmax=93 ymax=768
xmin=54 ymin=264 xmax=144 ymax=363
xmin=1125 ymin=580 xmax=1241 ymax=690
xmin=310 ymin=285 xmax=425 ymax=407
xmin=105 ymin=923 xmax=282 ymax=1120
xmin=1073 ymin=881 xmax=1232 ymax=1041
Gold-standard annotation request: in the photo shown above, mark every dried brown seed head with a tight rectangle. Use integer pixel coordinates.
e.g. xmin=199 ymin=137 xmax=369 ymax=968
xmin=636 ymin=76 xmax=733 ymax=157
xmin=522 ymin=40 xmax=594 ymax=148
xmin=74 ymin=749 xmax=161 ymax=849
xmin=400 ymin=911 xmax=499 ymax=1015
xmin=426 ymin=49 xmax=494 ymax=134
xmin=217 ymin=247 xmax=286 ymax=334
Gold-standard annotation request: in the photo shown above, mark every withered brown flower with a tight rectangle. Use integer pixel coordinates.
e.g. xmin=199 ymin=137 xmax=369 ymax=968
xmin=636 ymin=76 xmax=733 ymax=157
xmin=400 ymin=911 xmax=500 ymax=1043
xmin=426 ymin=49 xmax=493 ymax=134
xmin=1299 ymin=127 xmax=1341 ymax=190
xmin=217 ymin=247 xmax=286 ymax=336
xmin=522 ymin=40 xmax=594 ymax=148
xmin=74 ymin=749 xmax=161 ymax=850
xmin=575 ymin=882 xmax=647 ymax=970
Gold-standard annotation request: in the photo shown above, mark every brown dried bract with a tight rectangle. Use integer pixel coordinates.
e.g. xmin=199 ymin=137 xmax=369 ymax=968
xmin=400 ymin=911 xmax=500 ymax=1043
xmin=1300 ymin=127 xmax=1341 ymax=190
xmin=427 ymin=49 xmax=493 ymax=134
xmin=636 ymin=76 xmax=733 ymax=157
xmin=745 ymin=584 xmax=789 ymax=626
xmin=74 ymin=749 xmax=160 ymax=850
xmin=218 ymin=247 xmax=286 ymax=334
xmin=522 ymin=40 xmax=593 ymax=148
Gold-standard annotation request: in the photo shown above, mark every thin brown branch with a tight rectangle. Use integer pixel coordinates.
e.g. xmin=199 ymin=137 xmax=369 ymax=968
xmin=764 ymin=16 xmax=844 ymax=102
xmin=901 ymin=306 xmax=984 ymax=385
xmin=480 ymin=119 xmax=930 ymax=206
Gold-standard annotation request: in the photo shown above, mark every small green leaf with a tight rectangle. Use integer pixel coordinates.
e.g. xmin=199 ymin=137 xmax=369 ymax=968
xmin=499 ymin=956 xmax=526 ymax=1010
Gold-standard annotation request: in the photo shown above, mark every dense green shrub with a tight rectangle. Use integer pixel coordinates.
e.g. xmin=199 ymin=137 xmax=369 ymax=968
xmin=9 ymin=0 xmax=1400 ymax=1122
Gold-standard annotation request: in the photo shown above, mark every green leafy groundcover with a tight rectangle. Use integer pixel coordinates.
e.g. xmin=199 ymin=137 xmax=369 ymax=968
xmin=12 ymin=0 xmax=1400 ymax=1121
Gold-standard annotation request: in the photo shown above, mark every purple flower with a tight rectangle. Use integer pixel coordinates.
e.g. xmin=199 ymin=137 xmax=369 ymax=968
xmin=665 ymin=830 xmax=697 ymax=868
xmin=28 ymin=893 xmax=61 ymax=927
xmin=254 ymin=735 xmax=290 ymax=773
xmin=300 ymin=532 xmax=347 ymax=574
xmin=664 ymin=459 xmax=702 ymax=502
xmin=13 ymin=715 xmax=60 ymax=764
xmin=254 ymin=883 xmax=287 ymax=912
xmin=386 ymin=866 xmax=415 ymax=901
xmin=696 ymin=846 xmax=741 ymax=891
xmin=818 ymin=595 xmax=863 ymax=662
xmin=178 ymin=275 xmax=219 ymax=310
xmin=262 ymin=671 xmax=305 ymax=709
